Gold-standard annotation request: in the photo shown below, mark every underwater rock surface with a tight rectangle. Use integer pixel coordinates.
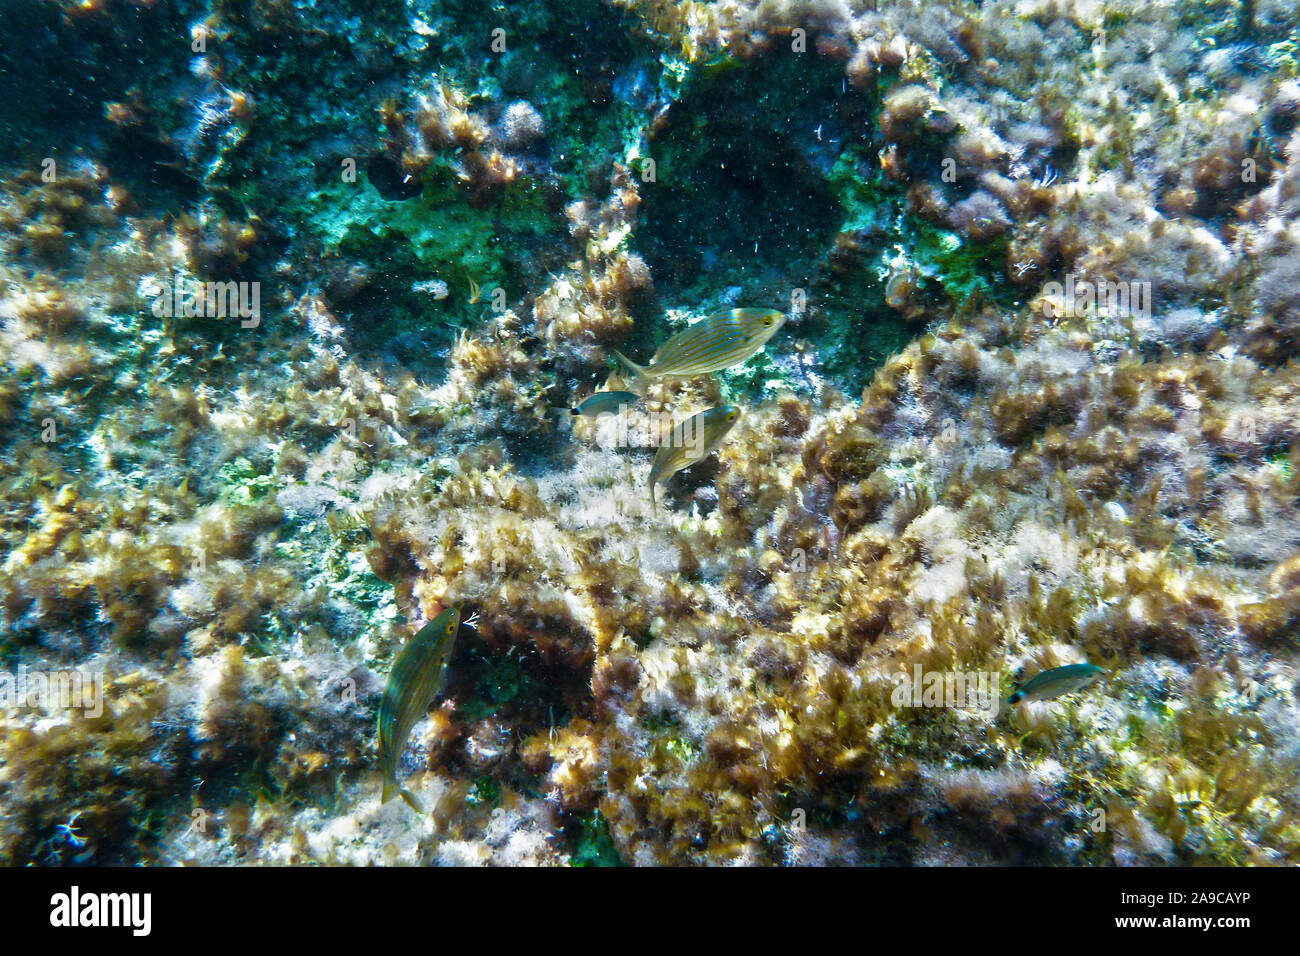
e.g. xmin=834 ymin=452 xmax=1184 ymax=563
xmin=0 ymin=0 xmax=1299 ymax=865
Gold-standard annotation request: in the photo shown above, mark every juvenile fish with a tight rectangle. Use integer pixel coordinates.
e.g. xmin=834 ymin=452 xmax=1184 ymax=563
xmin=615 ymin=308 xmax=785 ymax=393
xmin=1006 ymin=662 xmax=1103 ymax=704
xmin=568 ymin=390 xmax=641 ymax=417
xmin=648 ymin=404 xmax=742 ymax=510
xmin=377 ymin=606 xmax=462 ymax=812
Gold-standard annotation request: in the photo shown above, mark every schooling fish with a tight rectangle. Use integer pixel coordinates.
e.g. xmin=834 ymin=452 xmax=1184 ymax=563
xmin=377 ymin=606 xmax=462 ymax=812
xmin=648 ymin=404 xmax=742 ymax=511
xmin=614 ymin=308 xmax=785 ymax=393
xmin=568 ymin=390 xmax=641 ymax=417
xmin=1006 ymin=662 xmax=1103 ymax=705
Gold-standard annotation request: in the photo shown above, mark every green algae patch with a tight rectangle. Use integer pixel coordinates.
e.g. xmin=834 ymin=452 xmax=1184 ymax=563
xmin=828 ymin=146 xmax=897 ymax=235
xmin=306 ymin=171 xmax=559 ymax=332
xmin=466 ymin=775 xmax=502 ymax=809
xmin=214 ymin=456 xmax=278 ymax=505
xmin=568 ymin=810 xmax=624 ymax=867
xmin=826 ymin=144 xmax=1013 ymax=308
xmin=817 ymin=144 xmax=1014 ymax=381
xmin=448 ymin=622 xmax=571 ymax=736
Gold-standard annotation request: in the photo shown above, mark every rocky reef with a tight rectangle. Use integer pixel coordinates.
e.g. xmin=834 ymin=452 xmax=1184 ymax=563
xmin=0 ymin=0 xmax=1298 ymax=865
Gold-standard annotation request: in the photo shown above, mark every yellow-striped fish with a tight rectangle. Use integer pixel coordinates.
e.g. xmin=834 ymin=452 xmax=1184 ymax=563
xmin=648 ymin=405 xmax=742 ymax=510
xmin=377 ymin=606 xmax=462 ymax=812
xmin=615 ymin=308 xmax=785 ymax=393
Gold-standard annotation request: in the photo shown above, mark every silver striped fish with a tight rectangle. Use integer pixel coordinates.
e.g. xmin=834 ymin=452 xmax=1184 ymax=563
xmin=1006 ymin=662 xmax=1103 ymax=705
xmin=570 ymin=390 xmax=641 ymax=417
xmin=615 ymin=308 xmax=784 ymax=393
xmin=648 ymin=405 xmax=742 ymax=510
xmin=377 ymin=606 xmax=462 ymax=812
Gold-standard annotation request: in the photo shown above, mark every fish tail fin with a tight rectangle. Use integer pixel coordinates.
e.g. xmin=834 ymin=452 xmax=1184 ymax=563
xmin=613 ymin=350 xmax=650 ymax=396
xmin=1006 ymin=691 xmax=1023 ymax=705
xmin=399 ymin=788 xmax=425 ymax=813
xmin=383 ymin=778 xmax=425 ymax=812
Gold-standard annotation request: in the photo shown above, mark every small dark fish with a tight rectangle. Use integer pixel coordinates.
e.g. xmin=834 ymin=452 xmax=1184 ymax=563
xmin=1007 ymin=663 xmax=1103 ymax=704
xmin=569 ymin=390 xmax=641 ymax=417
xmin=377 ymin=607 xmax=462 ymax=811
